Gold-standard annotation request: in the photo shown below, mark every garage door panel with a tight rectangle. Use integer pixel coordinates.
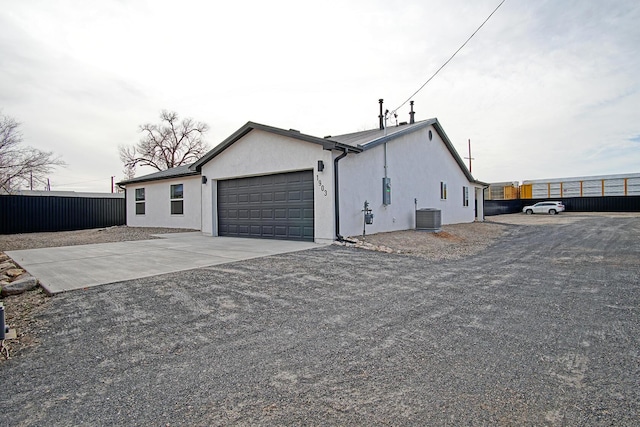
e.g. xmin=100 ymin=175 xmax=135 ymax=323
xmin=288 ymin=226 xmax=301 ymax=236
xmin=218 ymin=170 xmax=314 ymax=241
xmin=303 ymin=226 xmax=314 ymax=239
xmin=272 ymin=174 xmax=287 ymax=185
xmin=288 ymin=208 xmax=301 ymax=219
xmin=288 ymin=190 xmax=301 ymax=201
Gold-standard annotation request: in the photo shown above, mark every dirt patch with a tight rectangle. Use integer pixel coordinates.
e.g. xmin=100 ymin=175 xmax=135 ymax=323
xmin=1 ymin=288 xmax=50 ymax=361
xmin=431 ymin=230 xmax=463 ymax=242
xmin=349 ymin=221 xmax=508 ymax=260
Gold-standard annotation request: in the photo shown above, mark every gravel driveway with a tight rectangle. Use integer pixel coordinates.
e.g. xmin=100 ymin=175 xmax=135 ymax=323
xmin=1 ymin=214 xmax=639 ymax=425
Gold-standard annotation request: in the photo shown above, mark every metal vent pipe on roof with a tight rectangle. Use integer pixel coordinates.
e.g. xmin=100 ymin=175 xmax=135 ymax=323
xmin=410 ymin=101 xmax=415 ymax=124
xmin=378 ymin=99 xmax=384 ymax=130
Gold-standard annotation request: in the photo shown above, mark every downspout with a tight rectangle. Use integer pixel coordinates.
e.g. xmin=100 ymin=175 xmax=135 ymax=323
xmin=480 ymin=184 xmax=490 ymax=222
xmin=334 ymin=148 xmax=349 ymax=241
xmin=116 ymin=183 xmax=127 ymax=226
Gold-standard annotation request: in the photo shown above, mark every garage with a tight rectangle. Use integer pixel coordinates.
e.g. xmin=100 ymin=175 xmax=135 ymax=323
xmin=217 ymin=170 xmax=314 ymax=241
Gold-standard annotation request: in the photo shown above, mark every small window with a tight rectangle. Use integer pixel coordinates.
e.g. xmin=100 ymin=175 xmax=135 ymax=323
xmin=135 ymin=188 xmax=145 ymax=215
xmin=463 ymin=186 xmax=469 ymax=207
xmin=440 ymin=182 xmax=447 ymax=200
xmin=170 ymin=184 xmax=184 ymax=215
xmin=136 ymin=202 xmax=146 ymax=215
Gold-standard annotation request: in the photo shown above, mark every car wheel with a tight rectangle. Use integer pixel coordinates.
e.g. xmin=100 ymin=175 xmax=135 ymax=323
xmin=549 ymin=209 xmax=557 ymax=215
xmin=526 ymin=209 xmax=533 ymax=215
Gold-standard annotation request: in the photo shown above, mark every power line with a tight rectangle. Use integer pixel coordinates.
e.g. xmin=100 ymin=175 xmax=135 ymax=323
xmin=392 ymin=0 xmax=508 ymax=115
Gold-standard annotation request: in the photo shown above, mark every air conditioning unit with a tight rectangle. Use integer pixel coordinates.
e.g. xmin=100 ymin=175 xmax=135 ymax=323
xmin=415 ymin=208 xmax=441 ymax=232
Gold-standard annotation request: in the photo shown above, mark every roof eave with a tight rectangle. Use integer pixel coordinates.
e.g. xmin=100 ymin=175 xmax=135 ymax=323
xmin=191 ymin=121 xmax=361 ymax=171
xmin=431 ymin=120 xmax=476 ymax=183
xmin=117 ymin=171 xmax=200 ymax=186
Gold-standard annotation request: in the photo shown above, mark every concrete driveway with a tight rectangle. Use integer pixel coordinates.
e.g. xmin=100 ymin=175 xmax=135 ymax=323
xmin=6 ymin=232 xmax=321 ymax=294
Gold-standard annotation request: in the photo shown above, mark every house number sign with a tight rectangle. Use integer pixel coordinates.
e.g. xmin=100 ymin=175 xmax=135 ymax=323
xmin=316 ymin=175 xmax=328 ymax=197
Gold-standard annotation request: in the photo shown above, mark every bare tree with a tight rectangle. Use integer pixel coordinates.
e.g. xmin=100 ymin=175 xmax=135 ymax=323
xmin=119 ymin=110 xmax=210 ymax=174
xmin=0 ymin=112 xmax=65 ymax=193
xmin=122 ymin=162 xmax=136 ymax=181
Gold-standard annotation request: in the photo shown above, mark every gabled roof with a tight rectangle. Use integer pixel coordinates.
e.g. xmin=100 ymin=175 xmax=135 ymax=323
xmin=117 ymin=164 xmax=199 ymax=186
xmin=330 ymin=118 xmax=481 ymax=184
xmin=119 ymin=119 xmax=486 ymax=187
xmin=191 ymin=121 xmax=362 ymax=172
xmin=329 ymin=119 xmax=435 ymax=147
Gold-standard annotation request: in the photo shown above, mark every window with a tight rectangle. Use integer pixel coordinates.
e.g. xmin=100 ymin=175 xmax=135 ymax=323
xmin=135 ymin=188 xmax=145 ymax=215
xmin=463 ymin=186 xmax=469 ymax=207
xmin=170 ymin=184 xmax=184 ymax=215
xmin=440 ymin=181 xmax=447 ymax=200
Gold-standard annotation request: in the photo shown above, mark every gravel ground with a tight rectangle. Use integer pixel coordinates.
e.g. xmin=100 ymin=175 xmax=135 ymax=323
xmin=0 ymin=225 xmax=197 ymax=251
xmin=1 ymin=222 xmax=503 ymax=358
xmin=1 ymin=213 xmax=639 ymax=425
xmin=1 ymin=226 xmax=195 ymax=359
xmin=351 ymin=221 xmax=508 ymax=260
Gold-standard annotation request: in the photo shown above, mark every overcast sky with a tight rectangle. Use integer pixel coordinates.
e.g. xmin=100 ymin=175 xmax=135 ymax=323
xmin=1 ymin=0 xmax=639 ymax=192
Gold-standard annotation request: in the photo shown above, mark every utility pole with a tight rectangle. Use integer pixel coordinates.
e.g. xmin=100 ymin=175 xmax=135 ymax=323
xmin=464 ymin=139 xmax=475 ymax=173
xmin=111 ymin=176 xmax=115 ymax=193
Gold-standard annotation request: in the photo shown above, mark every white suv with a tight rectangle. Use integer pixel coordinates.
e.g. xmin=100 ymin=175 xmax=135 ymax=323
xmin=522 ymin=201 xmax=565 ymax=215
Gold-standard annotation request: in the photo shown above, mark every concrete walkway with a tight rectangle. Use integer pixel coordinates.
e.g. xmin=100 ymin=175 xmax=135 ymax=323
xmin=6 ymin=233 xmax=322 ymax=294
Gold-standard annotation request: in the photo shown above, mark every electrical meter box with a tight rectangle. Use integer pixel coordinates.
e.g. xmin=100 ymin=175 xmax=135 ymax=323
xmin=365 ymin=212 xmax=374 ymax=224
xmin=382 ymin=177 xmax=391 ymax=205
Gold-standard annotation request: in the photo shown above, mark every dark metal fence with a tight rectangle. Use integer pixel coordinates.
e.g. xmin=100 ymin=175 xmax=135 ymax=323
xmin=484 ymin=199 xmax=523 ymax=216
xmin=484 ymin=196 xmax=640 ymax=216
xmin=0 ymin=195 xmax=125 ymax=234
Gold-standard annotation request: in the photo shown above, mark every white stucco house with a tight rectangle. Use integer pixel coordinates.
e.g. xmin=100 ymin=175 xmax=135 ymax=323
xmin=119 ymin=117 xmax=486 ymax=243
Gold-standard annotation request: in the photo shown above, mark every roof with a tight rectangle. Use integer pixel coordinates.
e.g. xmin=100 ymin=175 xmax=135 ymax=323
xmin=329 ymin=119 xmax=435 ymax=147
xmin=331 ymin=118 xmax=481 ymax=184
xmin=117 ymin=164 xmax=199 ymax=186
xmin=119 ymin=119 xmax=485 ymax=186
xmin=191 ymin=121 xmax=362 ymax=172
xmin=9 ymin=190 xmax=124 ymax=198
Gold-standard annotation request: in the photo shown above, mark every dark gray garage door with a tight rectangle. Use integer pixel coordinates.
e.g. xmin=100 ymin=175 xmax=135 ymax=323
xmin=217 ymin=170 xmax=314 ymax=241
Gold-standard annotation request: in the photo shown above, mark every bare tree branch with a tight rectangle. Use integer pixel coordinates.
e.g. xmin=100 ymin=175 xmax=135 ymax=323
xmin=0 ymin=112 xmax=65 ymax=193
xmin=119 ymin=110 xmax=210 ymax=175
